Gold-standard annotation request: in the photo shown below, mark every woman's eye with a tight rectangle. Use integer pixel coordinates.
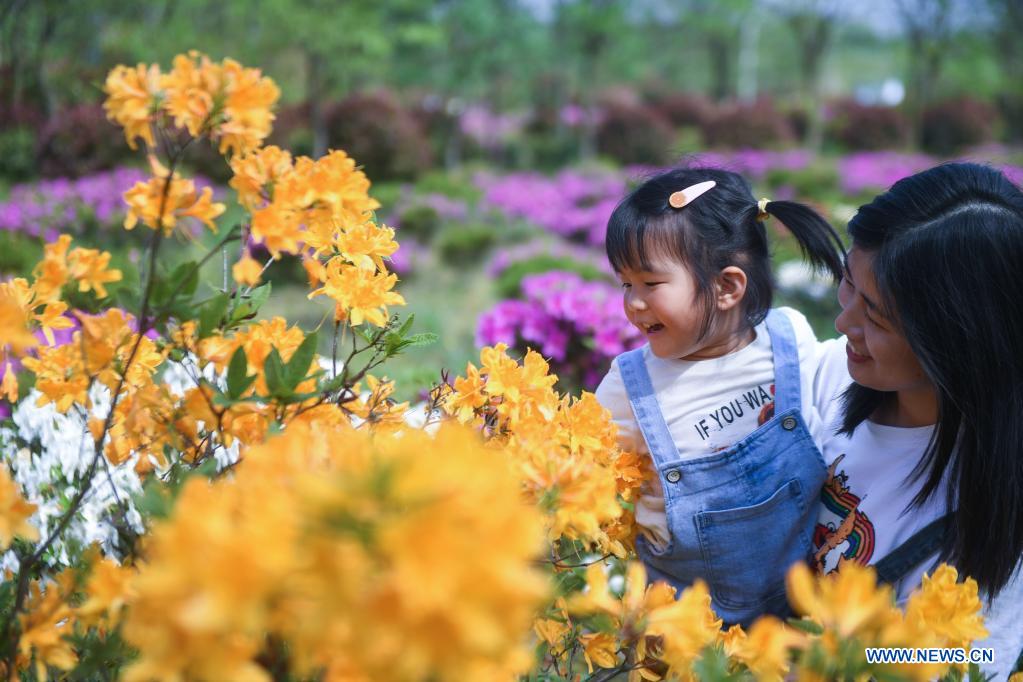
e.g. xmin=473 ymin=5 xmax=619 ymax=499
xmin=620 ymin=283 xmax=631 ymax=290
xmin=644 ymin=282 xmax=662 ymax=287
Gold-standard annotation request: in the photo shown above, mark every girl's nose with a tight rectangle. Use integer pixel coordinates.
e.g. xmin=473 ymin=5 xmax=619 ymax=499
xmin=626 ymin=294 xmax=648 ymax=312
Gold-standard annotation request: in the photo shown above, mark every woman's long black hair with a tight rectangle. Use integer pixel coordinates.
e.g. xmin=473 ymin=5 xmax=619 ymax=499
xmin=842 ymin=162 xmax=1023 ymax=596
xmin=606 ymin=166 xmax=844 ymax=339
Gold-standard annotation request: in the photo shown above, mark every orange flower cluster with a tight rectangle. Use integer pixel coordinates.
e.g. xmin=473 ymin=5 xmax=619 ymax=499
xmin=103 ymin=51 xmax=279 ymax=156
xmin=441 ymin=343 xmax=644 ymax=556
xmin=122 ymin=157 xmax=224 ymax=236
xmin=228 ymin=145 xmax=403 ymax=326
xmin=121 ymin=422 xmax=548 ymax=682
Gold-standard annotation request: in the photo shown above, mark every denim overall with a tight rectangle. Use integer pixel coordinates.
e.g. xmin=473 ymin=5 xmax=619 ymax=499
xmin=618 ymin=309 xmax=828 ymax=627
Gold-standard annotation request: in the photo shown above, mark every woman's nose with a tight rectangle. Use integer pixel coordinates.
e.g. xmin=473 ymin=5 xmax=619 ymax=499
xmin=835 ymin=300 xmax=861 ymax=339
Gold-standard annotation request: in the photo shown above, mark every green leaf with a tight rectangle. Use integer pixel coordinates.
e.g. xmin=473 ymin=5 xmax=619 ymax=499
xmin=263 ymin=347 xmax=290 ymax=397
xmin=198 ymin=292 xmax=230 ymax=338
xmin=135 ymin=481 xmax=172 ymax=519
xmin=286 ymin=332 xmax=318 ymax=389
xmin=194 ymin=457 xmax=220 ymax=479
xmin=226 ymin=346 xmax=256 ymax=399
xmin=397 ymin=313 xmax=415 ymax=337
xmin=786 ymin=617 xmax=825 ymax=635
xmin=403 ymin=332 xmax=437 ymax=348
xmin=167 ymin=260 xmax=199 ymax=298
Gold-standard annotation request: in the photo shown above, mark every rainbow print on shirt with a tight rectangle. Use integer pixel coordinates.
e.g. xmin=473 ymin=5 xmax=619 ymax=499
xmin=812 ymin=454 xmax=876 ymax=574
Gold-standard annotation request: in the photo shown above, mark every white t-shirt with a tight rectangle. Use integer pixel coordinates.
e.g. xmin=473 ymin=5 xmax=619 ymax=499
xmin=813 ymin=337 xmax=1023 ymax=680
xmin=594 ymin=307 xmax=825 ymax=548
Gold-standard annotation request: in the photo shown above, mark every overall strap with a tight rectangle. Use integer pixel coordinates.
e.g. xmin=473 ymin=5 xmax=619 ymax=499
xmin=764 ymin=309 xmax=801 ymax=414
xmin=617 ymin=348 xmax=679 ymax=468
xmin=874 ymin=513 xmax=952 ymax=586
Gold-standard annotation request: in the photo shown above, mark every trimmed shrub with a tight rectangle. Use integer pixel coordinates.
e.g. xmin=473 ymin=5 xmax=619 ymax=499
xmin=267 ymin=102 xmax=314 ymax=158
xmin=702 ymin=98 xmax=795 ymax=149
xmin=921 ymin=96 xmax=997 ymax=155
xmin=0 ymin=126 xmax=37 ymax=181
xmin=827 ymin=99 xmax=908 ymax=151
xmin=436 ymin=223 xmax=497 ymax=265
xmin=326 ymin=90 xmax=433 ymax=181
xmin=648 ymin=91 xmax=715 ymax=130
xmin=37 ymin=104 xmax=132 ymax=178
xmin=595 ymin=101 xmax=674 ymax=166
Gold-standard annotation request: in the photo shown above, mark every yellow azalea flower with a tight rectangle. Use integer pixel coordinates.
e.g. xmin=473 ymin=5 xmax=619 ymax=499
xmin=343 ymin=375 xmax=410 ymax=433
xmin=21 ymin=344 xmax=88 ymax=413
xmin=0 ymin=468 xmax=38 ymax=546
xmin=103 ymin=63 xmax=161 ymax=149
xmin=229 ymin=145 xmax=293 ymax=210
xmin=31 ymin=235 xmax=71 ymax=303
xmin=721 ymin=624 xmax=747 ymax=659
xmin=276 ymin=150 xmax=380 ymax=229
xmin=533 ymin=617 xmax=572 ymax=652
xmin=902 ymin=564 xmax=988 ymax=648
xmin=787 ymin=562 xmax=897 ymax=639
xmin=249 ymin=202 xmax=304 ymax=258
xmin=732 ymin=616 xmax=804 ymax=682
xmin=232 ymin=255 xmax=263 ymax=287
xmin=0 ymin=282 xmax=37 ymax=356
xmin=580 ymin=632 xmax=620 ymax=672
xmin=1008 ymin=674 xmax=1023 ymax=682
xmin=77 ymin=555 xmax=137 ymax=627
xmin=308 ymin=257 xmax=405 ymax=327
xmin=68 ymin=246 xmax=123 ymax=298
xmin=34 ymin=301 xmax=73 ymax=346
xmin=444 ymin=362 xmax=489 ymax=423
xmin=1 ymin=363 xmax=17 ymax=403
xmin=123 ymin=422 xmax=548 ymax=682
xmin=333 ymin=221 xmax=398 ymax=272
xmin=479 ymin=345 xmax=559 ymax=424
xmin=18 ymin=572 xmax=78 ymax=680
xmin=160 ymin=51 xmax=221 ymax=137
xmin=217 ymin=58 xmax=280 ymax=156
xmin=123 ymin=168 xmax=225 ymax=235
xmin=643 ymin=580 xmax=723 ymax=679
xmin=302 ymin=256 xmax=326 ymax=289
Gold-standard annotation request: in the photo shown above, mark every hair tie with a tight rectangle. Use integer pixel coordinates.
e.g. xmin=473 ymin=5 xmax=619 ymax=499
xmin=668 ymin=180 xmax=716 ymax=209
xmin=757 ymin=198 xmax=771 ymax=220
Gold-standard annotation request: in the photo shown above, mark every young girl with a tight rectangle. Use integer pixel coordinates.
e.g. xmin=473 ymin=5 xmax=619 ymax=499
xmin=595 ymin=166 xmax=844 ymax=626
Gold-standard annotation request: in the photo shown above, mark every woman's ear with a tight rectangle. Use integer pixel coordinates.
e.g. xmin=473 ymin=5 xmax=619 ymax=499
xmin=715 ymin=266 xmax=748 ymax=311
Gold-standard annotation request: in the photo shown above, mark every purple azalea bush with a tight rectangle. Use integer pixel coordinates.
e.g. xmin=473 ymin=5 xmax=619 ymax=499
xmin=0 ymin=167 xmax=218 ymax=241
xmin=459 ymin=105 xmax=529 ymax=151
xmin=476 ymin=169 xmax=626 ymax=246
xmin=476 ymin=270 xmax=642 ymax=392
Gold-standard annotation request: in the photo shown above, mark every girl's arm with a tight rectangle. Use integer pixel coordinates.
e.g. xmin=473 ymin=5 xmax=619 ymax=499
xmin=594 ymin=357 xmax=644 ymax=456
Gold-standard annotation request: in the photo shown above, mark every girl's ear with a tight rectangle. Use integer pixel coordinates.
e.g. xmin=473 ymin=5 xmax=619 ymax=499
xmin=715 ymin=266 xmax=748 ymax=311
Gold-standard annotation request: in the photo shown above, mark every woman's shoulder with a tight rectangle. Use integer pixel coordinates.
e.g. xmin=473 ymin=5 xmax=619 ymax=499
xmin=771 ymin=306 xmax=819 ymax=353
xmin=811 ymin=337 xmax=850 ymax=419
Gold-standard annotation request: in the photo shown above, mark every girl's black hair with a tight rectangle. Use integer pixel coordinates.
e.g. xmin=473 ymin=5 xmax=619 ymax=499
xmin=841 ymin=162 xmax=1023 ymax=596
xmin=605 ymin=166 xmax=844 ymax=339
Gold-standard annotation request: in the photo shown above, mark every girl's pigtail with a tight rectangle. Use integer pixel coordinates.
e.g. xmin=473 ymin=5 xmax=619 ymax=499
xmin=758 ymin=200 xmax=845 ymax=282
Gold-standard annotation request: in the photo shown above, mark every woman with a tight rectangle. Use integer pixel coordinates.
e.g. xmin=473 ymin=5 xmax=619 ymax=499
xmin=811 ymin=162 xmax=1023 ymax=679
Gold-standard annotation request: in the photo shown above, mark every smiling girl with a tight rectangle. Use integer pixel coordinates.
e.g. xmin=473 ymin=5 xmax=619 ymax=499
xmin=594 ymin=166 xmax=845 ymax=625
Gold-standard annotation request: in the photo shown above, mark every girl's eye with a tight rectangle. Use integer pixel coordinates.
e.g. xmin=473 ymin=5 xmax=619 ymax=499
xmin=644 ymin=282 xmax=662 ymax=287
xmin=620 ymin=283 xmax=631 ymax=290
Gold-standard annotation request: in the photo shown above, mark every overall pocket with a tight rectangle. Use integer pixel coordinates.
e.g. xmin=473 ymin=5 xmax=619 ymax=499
xmin=695 ymin=478 xmax=812 ymax=611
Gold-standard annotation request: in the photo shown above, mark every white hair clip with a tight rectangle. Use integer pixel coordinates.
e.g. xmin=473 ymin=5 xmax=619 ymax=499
xmin=668 ymin=180 xmax=716 ymax=209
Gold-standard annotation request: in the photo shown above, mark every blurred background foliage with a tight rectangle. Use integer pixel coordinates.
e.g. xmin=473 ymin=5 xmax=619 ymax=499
xmin=2 ymin=0 xmax=1021 ymax=401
